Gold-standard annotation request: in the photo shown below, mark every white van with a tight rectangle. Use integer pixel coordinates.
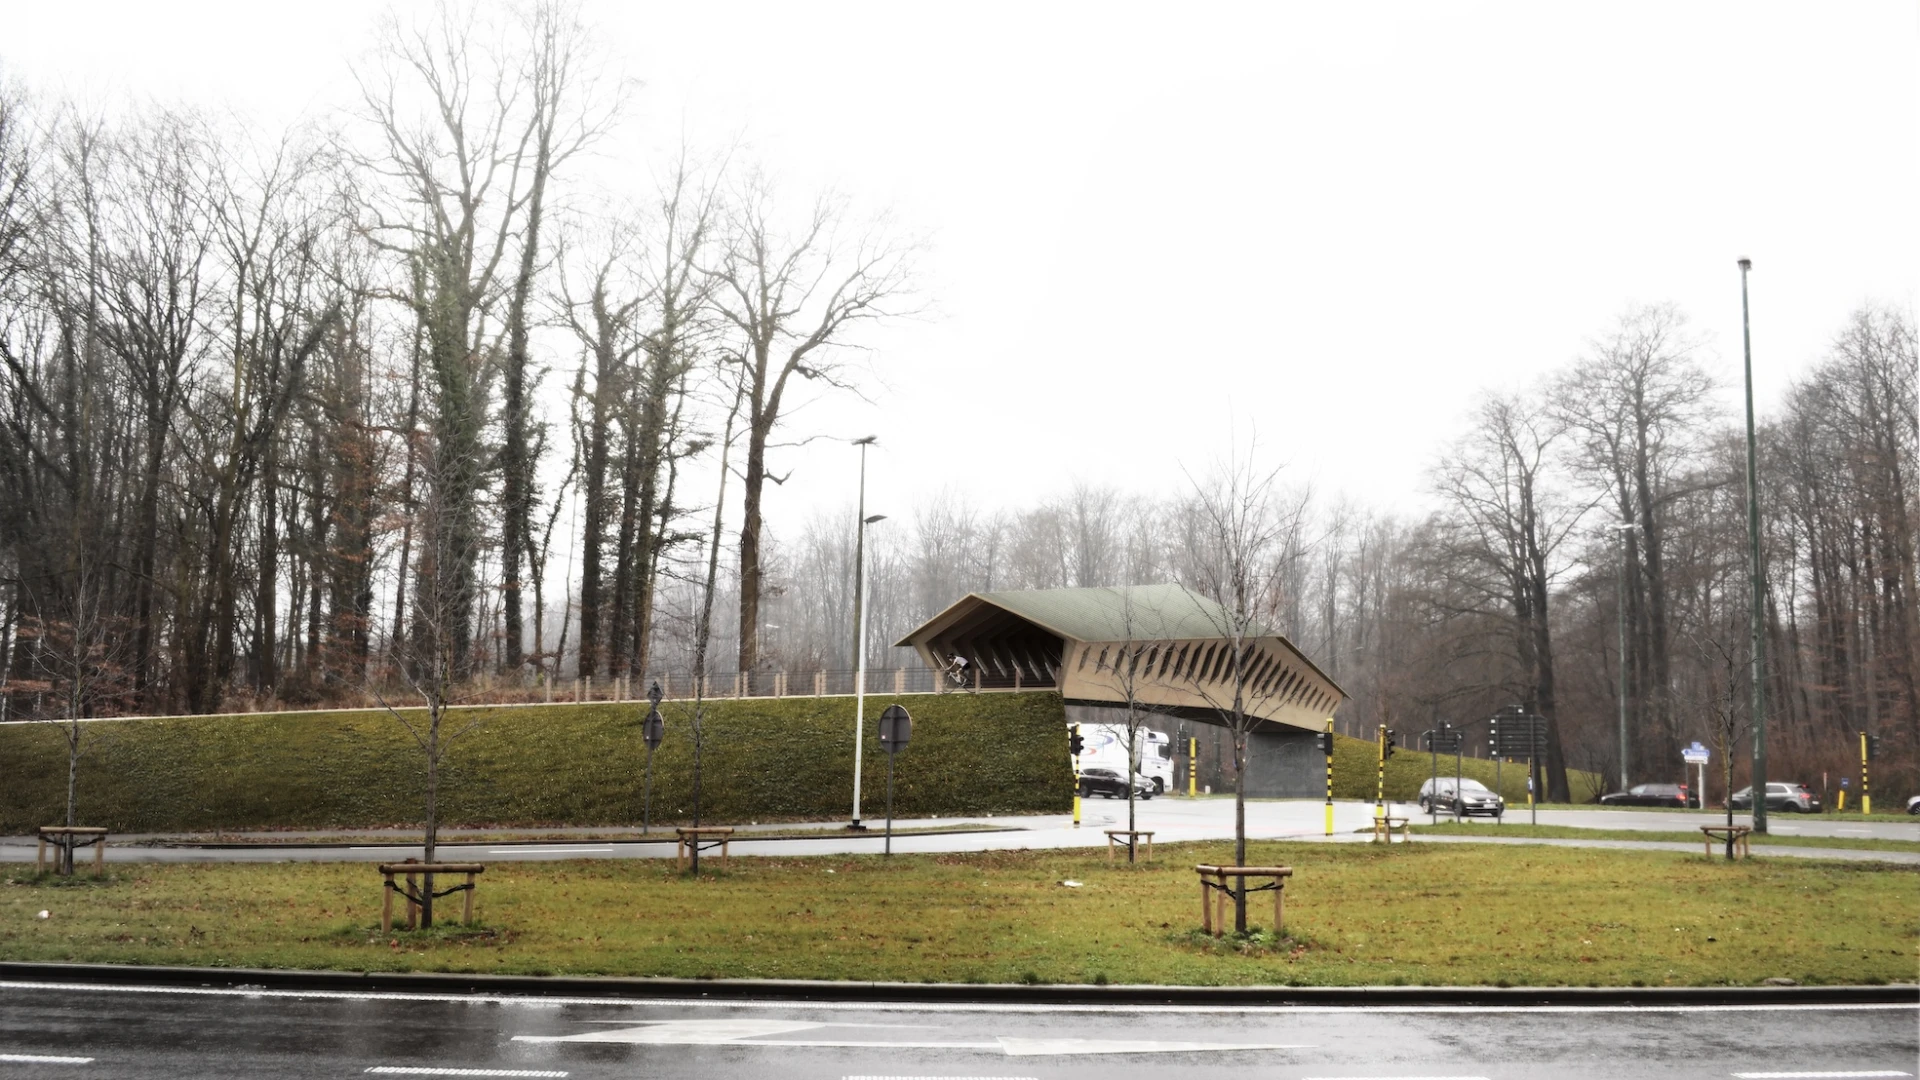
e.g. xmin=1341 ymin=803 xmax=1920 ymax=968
xmin=1076 ymin=724 xmax=1175 ymax=794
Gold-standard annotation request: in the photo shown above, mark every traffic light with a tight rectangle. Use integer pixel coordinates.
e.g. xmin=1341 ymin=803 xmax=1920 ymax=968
xmin=1069 ymin=725 xmax=1085 ymax=757
xmin=1383 ymin=729 xmax=1397 ymax=760
xmin=1315 ymin=731 xmax=1334 ymax=756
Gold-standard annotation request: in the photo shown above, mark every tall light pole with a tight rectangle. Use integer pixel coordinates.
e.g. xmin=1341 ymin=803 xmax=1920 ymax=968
xmin=849 ymin=435 xmax=882 ymax=831
xmin=1739 ymin=257 xmax=1768 ymax=834
xmin=1611 ymin=520 xmax=1638 ymax=791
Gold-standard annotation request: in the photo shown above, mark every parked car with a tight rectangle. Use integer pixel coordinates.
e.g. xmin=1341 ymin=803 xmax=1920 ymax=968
xmin=1077 ymin=766 xmax=1154 ymax=800
xmin=1417 ymin=778 xmax=1505 ymax=818
xmin=1730 ymin=782 xmax=1821 ymax=813
xmin=1907 ymin=794 xmax=1920 ymax=816
xmin=1599 ymin=783 xmax=1690 ymax=808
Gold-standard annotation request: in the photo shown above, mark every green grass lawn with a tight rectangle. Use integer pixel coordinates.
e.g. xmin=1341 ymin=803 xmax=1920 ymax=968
xmin=4 ymin=843 xmax=1914 ymax=988
xmin=1406 ymin=821 xmax=1920 ymax=854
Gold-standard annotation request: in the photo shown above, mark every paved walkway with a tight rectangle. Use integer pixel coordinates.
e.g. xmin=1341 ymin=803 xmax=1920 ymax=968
xmin=3 ymin=799 xmax=1913 ymax=865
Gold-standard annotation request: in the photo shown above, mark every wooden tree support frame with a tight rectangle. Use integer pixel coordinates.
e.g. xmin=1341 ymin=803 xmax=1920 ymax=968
xmin=379 ymin=862 xmax=485 ymax=932
xmin=36 ymin=827 xmax=108 ymax=876
xmin=675 ymin=827 xmax=734 ymax=871
xmin=1372 ymin=815 xmax=1412 ymax=843
xmin=1195 ymin=864 xmax=1293 ymax=937
xmin=1105 ymin=829 xmax=1155 ymax=863
xmin=1700 ymin=825 xmax=1753 ymax=859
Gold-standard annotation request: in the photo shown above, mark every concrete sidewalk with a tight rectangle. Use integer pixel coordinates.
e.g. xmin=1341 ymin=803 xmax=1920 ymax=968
xmin=4 ymin=798 xmax=1913 ymax=864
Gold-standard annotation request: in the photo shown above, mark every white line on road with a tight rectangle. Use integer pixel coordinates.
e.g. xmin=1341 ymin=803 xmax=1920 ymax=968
xmin=1298 ymin=1076 xmax=1491 ymax=1080
xmin=1733 ymin=1072 xmax=1912 ymax=1078
xmin=4 ymin=980 xmax=1914 ymax=1016
xmin=488 ymin=848 xmax=613 ymax=855
xmin=845 ymin=1076 xmax=1039 ymax=1079
xmin=360 ymin=1060 xmax=564 ymax=1068
xmin=365 ymin=1069 xmax=569 ymax=1077
xmin=0 ymin=1054 xmax=94 ymax=1064
xmin=1834 ymin=830 xmax=1873 ymax=836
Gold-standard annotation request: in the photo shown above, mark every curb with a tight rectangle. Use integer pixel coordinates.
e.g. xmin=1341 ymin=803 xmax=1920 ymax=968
xmin=1 ymin=962 xmax=1913 ymax=1007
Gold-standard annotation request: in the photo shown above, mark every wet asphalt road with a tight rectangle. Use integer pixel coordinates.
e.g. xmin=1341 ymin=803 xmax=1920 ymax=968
xmin=0 ymin=981 xmax=1913 ymax=1079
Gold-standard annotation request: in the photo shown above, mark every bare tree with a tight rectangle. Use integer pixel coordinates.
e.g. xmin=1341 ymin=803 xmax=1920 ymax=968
xmin=354 ymin=5 xmax=539 ymax=680
xmin=1553 ymin=305 xmax=1718 ymax=780
xmin=1431 ymin=390 xmax=1590 ymax=800
xmin=1085 ymin=587 xmax=1157 ymax=861
xmin=1178 ymin=451 xmax=1311 ymax=933
xmin=19 ymin=560 xmax=129 ymax=871
xmin=371 ymin=442 xmax=487 ymax=927
xmin=708 ymin=172 xmax=914 ymax=678
xmin=680 ymin=371 xmax=747 ymax=871
xmin=499 ymin=0 xmax=621 ymax=677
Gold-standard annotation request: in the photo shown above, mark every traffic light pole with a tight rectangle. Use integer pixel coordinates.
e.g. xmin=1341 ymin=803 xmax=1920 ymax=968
xmin=1428 ymin=735 xmax=1438 ymax=824
xmin=1324 ymin=718 xmax=1334 ymax=837
xmin=1454 ymin=743 xmax=1463 ymax=823
xmin=1189 ymin=736 xmax=1198 ymax=798
xmin=1071 ymin=724 xmax=1082 ymax=828
xmin=1530 ymin=747 xmax=1539 ymax=826
xmin=1860 ymin=730 xmax=1871 ymax=815
xmin=1375 ymin=724 xmax=1386 ymax=821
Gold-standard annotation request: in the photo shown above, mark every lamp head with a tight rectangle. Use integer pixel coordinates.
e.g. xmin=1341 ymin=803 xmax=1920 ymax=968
xmin=864 ymin=514 xmax=888 ymax=525
xmin=852 ymin=435 xmax=878 ymax=446
xmin=1737 ymin=257 xmax=1752 ymax=271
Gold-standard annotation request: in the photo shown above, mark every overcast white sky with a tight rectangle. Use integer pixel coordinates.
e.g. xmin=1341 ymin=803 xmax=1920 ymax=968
xmin=5 ymin=1 xmax=1916 ymax=534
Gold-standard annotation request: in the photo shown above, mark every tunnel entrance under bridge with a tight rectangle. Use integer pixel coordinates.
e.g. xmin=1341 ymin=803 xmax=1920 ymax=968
xmin=896 ymin=584 xmax=1350 ymax=798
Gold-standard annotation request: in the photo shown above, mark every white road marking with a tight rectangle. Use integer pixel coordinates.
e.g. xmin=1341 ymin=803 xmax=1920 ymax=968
xmin=511 ymin=1020 xmax=1309 ymax=1055
xmin=488 ymin=847 xmax=613 ymax=855
xmin=360 ymin=1060 xmax=564 ymax=1068
xmin=845 ymin=1076 xmax=1038 ymax=1079
xmin=1733 ymin=1072 xmax=1912 ymax=1078
xmin=516 ymin=1019 xmax=824 ymax=1043
xmin=365 ymin=1069 xmax=569 ymax=1077
xmin=0 ymin=1054 xmax=94 ymax=1064
xmin=999 ymin=1037 xmax=1309 ymax=1055
xmin=3 ymin=981 xmax=1914 ymax=1016
xmin=1299 ymin=1076 xmax=1490 ymax=1080
xmin=1834 ymin=829 xmax=1873 ymax=836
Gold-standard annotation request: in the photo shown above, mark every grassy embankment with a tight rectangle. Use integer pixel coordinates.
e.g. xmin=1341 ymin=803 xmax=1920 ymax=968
xmin=4 ymin=843 xmax=1913 ymax=987
xmin=0 ymin=692 xmax=1072 ymax=833
xmin=1407 ymin=821 xmax=1920 ymax=854
xmin=1329 ymin=736 xmax=1604 ymax=804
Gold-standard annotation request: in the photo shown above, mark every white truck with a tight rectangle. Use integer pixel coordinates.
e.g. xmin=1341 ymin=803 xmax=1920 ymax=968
xmin=1076 ymin=724 xmax=1175 ymax=793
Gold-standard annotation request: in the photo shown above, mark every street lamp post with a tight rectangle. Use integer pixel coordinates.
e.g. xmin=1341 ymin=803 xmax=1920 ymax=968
xmin=1611 ymin=521 xmax=1638 ymax=792
xmin=849 ymin=436 xmax=884 ymax=831
xmin=1739 ymin=257 xmax=1768 ymax=834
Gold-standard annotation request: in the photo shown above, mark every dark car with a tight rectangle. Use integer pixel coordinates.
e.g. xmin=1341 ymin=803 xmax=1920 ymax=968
xmin=1078 ymin=766 xmax=1154 ymax=800
xmin=1598 ymin=783 xmax=1690 ymax=808
xmin=1730 ymin=782 xmax=1821 ymax=813
xmin=1417 ymin=778 xmax=1505 ymax=818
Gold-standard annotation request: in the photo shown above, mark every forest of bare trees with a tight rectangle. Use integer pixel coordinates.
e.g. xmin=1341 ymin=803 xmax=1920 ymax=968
xmin=0 ymin=5 xmax=1912 ymax=804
